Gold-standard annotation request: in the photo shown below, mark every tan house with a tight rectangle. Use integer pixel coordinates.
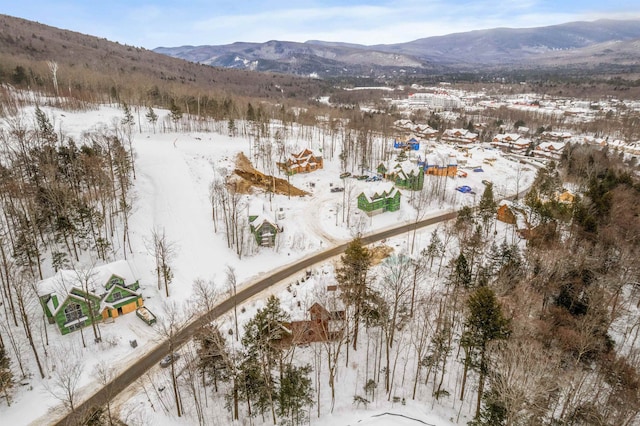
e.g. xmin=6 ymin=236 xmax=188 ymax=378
xmin=533 ymin=142 xmax=565 ymax=160
xmin=278 ymin=149 xmax=323 ymax=175
xmin=442 ymin=128 xmax=478 ymax=144
xmin=491 ymin=134 xmax=531 ymax=153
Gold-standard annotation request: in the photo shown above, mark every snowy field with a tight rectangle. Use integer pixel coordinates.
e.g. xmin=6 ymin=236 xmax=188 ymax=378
xmin=0 ymin=100 xmax=536 ymax=425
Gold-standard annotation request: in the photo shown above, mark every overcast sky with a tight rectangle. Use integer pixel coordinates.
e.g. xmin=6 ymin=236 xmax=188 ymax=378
xmin=5 ymin=1 xmax=640 ymax=49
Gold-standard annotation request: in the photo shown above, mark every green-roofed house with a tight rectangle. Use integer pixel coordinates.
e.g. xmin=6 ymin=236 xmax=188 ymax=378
xmin=357 ymin=186 xmax=402 ymax=216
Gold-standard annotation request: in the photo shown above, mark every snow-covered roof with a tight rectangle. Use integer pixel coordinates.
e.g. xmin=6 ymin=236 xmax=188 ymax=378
xmin=382 ymin=159 xmax=421 ymax=176
xmin=425 ymin=151 xmax=456 ymax=166
xmin=248 ymin=199 xmax=277 ymax=230
xmin=37 ymin=260 xmax=137 ymax=298
xmin=249 ymin=213 xmax=276 ymax=231
xmin=537 ymin=141 xmax=566 ymax=152
xmin=493 ymin=133 xmax=521 ymax=142
xmin=360 ymin=185 xmax=400 ymax=203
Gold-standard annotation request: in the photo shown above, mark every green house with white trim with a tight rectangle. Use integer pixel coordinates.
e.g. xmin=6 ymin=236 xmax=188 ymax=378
xmin=377 ymin=160 xmax=424 ymax=191
xmin=357 ymin=186 xmax=402 ymax=216
xmin=37 ymin=260 xmax=144 ymax=335
xmin=249 ymin=214 xmax=279 ymax=247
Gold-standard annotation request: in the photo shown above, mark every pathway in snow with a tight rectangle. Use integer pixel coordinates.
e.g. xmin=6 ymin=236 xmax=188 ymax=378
xmin=130 ymin=137 xmax=228 ymax=303
xmin=303 ymin=192 xmax=344 ymax=245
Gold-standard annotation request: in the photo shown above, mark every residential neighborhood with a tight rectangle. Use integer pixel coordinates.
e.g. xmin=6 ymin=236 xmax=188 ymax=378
xmin=3 ymin=13 xmax=640 ymax=426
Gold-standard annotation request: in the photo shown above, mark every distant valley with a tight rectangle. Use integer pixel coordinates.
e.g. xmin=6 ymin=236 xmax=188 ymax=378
xmin=154 ymin=19 xmax=640 ymax=79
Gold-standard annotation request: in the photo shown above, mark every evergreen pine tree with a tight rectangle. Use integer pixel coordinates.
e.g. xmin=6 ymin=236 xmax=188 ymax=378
xmin=462 ymin=286 xmax=510 ymax=419
xmin=451 ymin=252 xmax=472 ymax=289
xmin=241 ymin=295 xmax=290 ymax=423
xmin=169 ymin=100 xmax=183 ymax=124
xmin=478 ymin=182 xmax=497 ymax=228
xmin=426 ymin=229 xmax=444 ymax=268
xmin=0 ymin=347 xmax=13 ymax=406
xmin=277 ymin=364 xmax=314 ymax=425
xmin=145 ymin=107 xmax=158 ymax=133
xmin=121 ymin=102 xmax=134 ymax=127
xmin=35 ymin=105 xmax=58 ymax=144
xmin=246 ymin=102 xmax=256 ymax=122
xmin=337 ymin=237 xmax=372 ymax=350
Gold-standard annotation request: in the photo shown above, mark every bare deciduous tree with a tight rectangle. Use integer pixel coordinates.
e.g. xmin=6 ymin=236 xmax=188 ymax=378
xmin=225 ymin=266 xmax=239 ymax=340
xmin=489 ymin=339 xmax=560 ymax=425
xmin=94 ymin=361 xmax=116 ymax=425
xmin=45 ymin=346 xmax=84 ymax=413
xmin=150 ymin=227 xmax=176 ymax=297
xmin=47 ymin=61 xmax=58 ymax=96
xmin=156 ymin=301 xmax=190 ymax=418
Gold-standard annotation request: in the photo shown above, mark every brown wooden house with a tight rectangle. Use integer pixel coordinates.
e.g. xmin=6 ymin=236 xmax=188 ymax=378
xmin=284 ymin=302 xmax=345 ymax=345
xmin=497 ymin=204 xmax=517 ymax=224
xmin=278 ymin=149 xmax=323 ymax=175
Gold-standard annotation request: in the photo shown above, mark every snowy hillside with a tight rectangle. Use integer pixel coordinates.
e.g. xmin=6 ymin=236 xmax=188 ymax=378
xmin=0 ymin=98 xmax=536 ymax=426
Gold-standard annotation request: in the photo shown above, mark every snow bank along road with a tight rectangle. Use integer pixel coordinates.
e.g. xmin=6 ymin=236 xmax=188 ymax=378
xmin=54 ymin=210 xmax=458 ymax=426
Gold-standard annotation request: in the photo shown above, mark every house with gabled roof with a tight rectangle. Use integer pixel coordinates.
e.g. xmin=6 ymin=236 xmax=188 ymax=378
xmin=541 ymin=131 xmax=572 ymax=142
xmin=533 ymin=141 xmax=565 ymax=160
xmin=248 ymin=199 xmax=280 ymax=247
xmin=37 ymin=260 xmax=143 ymax=335
xmin=285 ymin=302 xmax=346 ymax=345
xmin=421 ymin=153 xmax=458 ymax=177
xmin=377 ymin=159 xmax=424 ymax=190
xmin=357 ymin=186 xmax=401 ymax=216
xmin=249 ymin=214 xmax=279 ymax=247
xmin=497 ymin=204 xmax=517 ymax=225
xmin=491 ymin=133 xmax=531 ymax=153
xmin=393 ymin=137 xmax=420 ymax=151
xmin=277 ymin=148 xmax=323 ymax=175
xmin=441 ymin=128 xmax=478 ymax=144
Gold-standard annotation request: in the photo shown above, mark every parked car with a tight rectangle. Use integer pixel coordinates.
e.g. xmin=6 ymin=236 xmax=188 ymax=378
xmin=456 ymin=185 xmax=473 ymax=194
xmin=160 ymin=353 xmax=181 ymax=368
xmin=339 ymin=172 xmax=351 ymax=179
xmin=330 ymin=187 xmax=344 ymax=192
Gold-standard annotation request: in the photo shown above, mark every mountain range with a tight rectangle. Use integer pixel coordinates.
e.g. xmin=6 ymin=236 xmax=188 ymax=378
xmin=154 ymin=19 xmax=640 ymax=78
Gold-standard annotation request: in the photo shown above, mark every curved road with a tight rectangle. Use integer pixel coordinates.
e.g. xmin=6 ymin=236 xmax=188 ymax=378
xmin=55 ymin=210 xmax=458 ymax=425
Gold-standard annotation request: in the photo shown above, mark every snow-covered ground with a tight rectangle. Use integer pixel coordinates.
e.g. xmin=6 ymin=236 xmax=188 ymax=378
xmin=0 ymin=100 xmax=536 ymax=425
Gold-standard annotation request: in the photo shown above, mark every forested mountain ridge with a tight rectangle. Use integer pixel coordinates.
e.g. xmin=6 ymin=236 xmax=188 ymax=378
xmin=155 ymin=19 xmax=640 ymax=78
xmin=0 ymin=14 xmax=329 ymax=103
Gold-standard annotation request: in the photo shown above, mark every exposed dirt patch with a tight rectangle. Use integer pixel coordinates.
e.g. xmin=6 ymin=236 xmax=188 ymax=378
xmin=370 ymin=244 xmax=394 ymax=265
xmin=231 ymin=153 xmax=309 ymax=196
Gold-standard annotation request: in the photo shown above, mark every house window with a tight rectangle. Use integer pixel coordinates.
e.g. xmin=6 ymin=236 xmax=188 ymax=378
xmin=64 ymin=303 xmax=82 ymax=323
xmin=112 ymin=291 xmax=123 ymax=301
xmin=67 ymin=322 xmax=83 ymax=332
xmin=108 ymin=276 xmax=122 ymax=288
